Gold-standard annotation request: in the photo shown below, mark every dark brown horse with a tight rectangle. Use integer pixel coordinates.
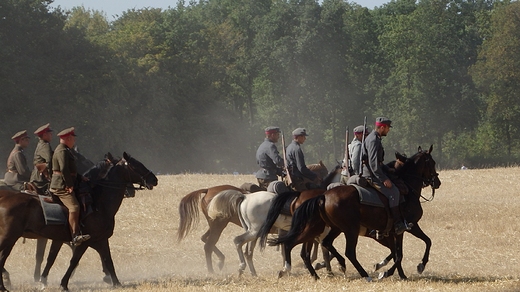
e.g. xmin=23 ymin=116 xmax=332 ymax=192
xmin=268 ymin=146 xmax=440 ymax=280
xmin=0 ymin=152 xmax=158 ymax=291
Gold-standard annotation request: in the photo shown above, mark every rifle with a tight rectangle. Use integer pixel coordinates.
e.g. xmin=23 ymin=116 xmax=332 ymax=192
xmin=281 ymin=132 xmax=292 ymax=186
xmin=359 ymin=116 xmax=367 ymax=177
xmin=343 ymin=126 xmax=351 ymax=178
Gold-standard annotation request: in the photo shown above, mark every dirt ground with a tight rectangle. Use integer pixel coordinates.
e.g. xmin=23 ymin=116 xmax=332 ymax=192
xmin=4 ymin=169 xmax=520 ymax=291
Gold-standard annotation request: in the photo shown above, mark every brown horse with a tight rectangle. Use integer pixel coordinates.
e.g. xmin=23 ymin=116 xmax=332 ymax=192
xmin=268 ymin=146 xmax=440 ymax=280
xmin=0 ymin=152 xmax=158 ymax=291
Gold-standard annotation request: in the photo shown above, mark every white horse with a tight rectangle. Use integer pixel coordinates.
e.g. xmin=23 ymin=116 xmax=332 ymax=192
xmin=207 ymin=190 xmax=293 ymax=276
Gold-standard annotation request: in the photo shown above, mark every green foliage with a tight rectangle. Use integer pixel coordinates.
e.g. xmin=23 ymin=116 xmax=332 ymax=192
xmin=1 ymin=0 xmax=518 ymax=173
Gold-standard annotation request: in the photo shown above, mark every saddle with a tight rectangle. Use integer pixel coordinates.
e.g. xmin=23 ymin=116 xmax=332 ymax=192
xmin=347 ymin=180 xmax=406 ymax=239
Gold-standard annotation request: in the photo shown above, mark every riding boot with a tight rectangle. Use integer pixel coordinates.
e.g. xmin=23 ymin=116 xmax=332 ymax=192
xmin=69 ymin=211 xmax=91 ymax=246
xmin=390 ymin=206 xmax=409 ymax=235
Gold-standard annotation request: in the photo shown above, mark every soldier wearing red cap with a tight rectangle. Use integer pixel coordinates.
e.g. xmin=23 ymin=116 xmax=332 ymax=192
xmin=362 ymin=117 xmax=410 ymax=235
xmin=30 ymin=123 xmax=54 ymax=191
xmin=4 ymin=130 xmax=31 ymax=190
xmin=255 ymin=126 xmax=284 ymax=190
xmin=50 ymin=127 xmax=90 ymax=246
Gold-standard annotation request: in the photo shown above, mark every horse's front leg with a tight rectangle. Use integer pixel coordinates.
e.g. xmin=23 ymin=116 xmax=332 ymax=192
xmin=39 ymin=240 xmax=64 ymax=289
xmin=60 ymin=243 xmax=88 ymax=291
xmin=408 ymin=223 xmax=431 ymax=274
xmin=91 ymin=239 xmax=121 ymax=287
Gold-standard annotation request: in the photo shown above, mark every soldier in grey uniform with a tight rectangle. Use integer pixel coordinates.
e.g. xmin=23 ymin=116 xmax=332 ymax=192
xmin=362 ymin=117 xmax=410 ymax=235
xmin=30 ymin=123 xmax=54 ymax=191
xmin=340 ymin=125 xmax=370 ymax=184
xmin=4 ymin=130 xmax=31 ymax=190
xmin=50 ymin=127 xmax=90 ymax=246
xmin=255 ymin=126 xmax=284 ymax=190
xmin=286 ymin=128 xmax=319 ymax=192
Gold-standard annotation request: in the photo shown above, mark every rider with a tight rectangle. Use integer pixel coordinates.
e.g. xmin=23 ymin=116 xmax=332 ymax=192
xmin=30 ymin=123 xmax=54 ymax=192
xmin=4 ymin=130 xmax=31 ymax=190
xmin=361 ymin=117 xmax=410 ymax=235
xmin=285 ymin=128 xmax=319 ymax=192
xmin=340 ymin=125 xmax=370 ymax=184
xmin=49 ymin=127 xmax=90 ymax=246
xmin=255 ymin=126 xmax=284 ymax=190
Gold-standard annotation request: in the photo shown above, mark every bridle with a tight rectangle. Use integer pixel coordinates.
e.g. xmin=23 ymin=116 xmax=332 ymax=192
xmin=403 ymin=152 xmax=439 ymax=203
xmin=123 ymin=159 xmax=154 ymax=190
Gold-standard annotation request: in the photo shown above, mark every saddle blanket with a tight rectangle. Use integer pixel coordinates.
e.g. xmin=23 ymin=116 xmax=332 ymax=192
xmin=350 ymin=184 xmax=385 ymax=208
xmin=38 ymin=195 xmax=67 ymax=225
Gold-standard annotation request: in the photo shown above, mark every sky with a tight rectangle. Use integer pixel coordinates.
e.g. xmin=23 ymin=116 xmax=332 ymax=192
xmin=50 ymin=0 xmax=390 ymax=20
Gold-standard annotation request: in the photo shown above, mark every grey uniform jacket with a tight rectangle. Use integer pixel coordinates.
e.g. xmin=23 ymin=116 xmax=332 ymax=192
xmin=348 ymin=138 xmax=362 ymax=175
xmin=255 ymin=138 xmax=284 ymax=180
xmin=4 ymin=145 xmax=31 ymax=185
xmin=286 ymin=140 xmax=317 ymax=181
xmin=361 ymin=130 xmax=389 ymax=183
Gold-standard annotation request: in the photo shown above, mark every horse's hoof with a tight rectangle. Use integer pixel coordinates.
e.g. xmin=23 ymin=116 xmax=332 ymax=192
xmin=313 ymin=274 xmax=320 ymax=281
xmin=314 ymin=262 xmax=326 ymax=270
xmin=218 ymin=261 xmax=225 ymax=271
xmin=278 ymin=270 xmax=285 ymax=278
xmin=103 ymin=275 xmax=112 ymax=284
xmin=378 ymin=271 xmax=387 ymax=280
xmin=339 ymin=265 xmax=346 ymax=273
xmin=417 ymin=263 xmax=425 ymax=274
xmin=365 ymin=276 xmax=373 ymax=282
xmin=326 ymin=271 xmax=334 ymax=278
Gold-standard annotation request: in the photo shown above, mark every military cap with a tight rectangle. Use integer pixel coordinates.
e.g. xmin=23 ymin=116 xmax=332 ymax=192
xmin=34 ymin=123 xmax=53 ymax=136
xmin=265 ymin=126 xmax=280 ymax=134
xmin=375 ymin=117 xmax=392 ymax=127
xmin=292 ymin=128 xmax=308 ymax=137
xmin=57 ymin=127 xmax=76 ymax=138
xmin=353 ymin=125 xmax=371 ymax=134
xmin=11 ymin=130 xmax=28 ymax=142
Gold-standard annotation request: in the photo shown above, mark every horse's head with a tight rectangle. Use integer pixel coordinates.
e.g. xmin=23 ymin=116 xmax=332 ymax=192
xmin=120 ymin=152 xmax=158 ymax=190
xmin=308 ymin=160 xmax=328 ymax=180
xmin=411 ymin=145 xmax=441 ymax=190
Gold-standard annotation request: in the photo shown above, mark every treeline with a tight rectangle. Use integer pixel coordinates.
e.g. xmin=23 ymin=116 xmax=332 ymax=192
xmin=1 ymin=0 xmax=519 ymax=173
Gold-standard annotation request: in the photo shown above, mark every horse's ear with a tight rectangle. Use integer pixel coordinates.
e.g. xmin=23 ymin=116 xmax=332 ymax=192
xmin=428 ymin=144 xmax=433 ymax=153
xmin=319 ymin=160 xmax=324 ymax=167
xmin=123 ymin=152 xmax=130 ymax=160
xmin=395 ymin=151 xmax=407 ymax=162
xmin=418 ymin=146 xmax=423 ymax=153
xmin=106 ymin=152 xmax=115 ymax=163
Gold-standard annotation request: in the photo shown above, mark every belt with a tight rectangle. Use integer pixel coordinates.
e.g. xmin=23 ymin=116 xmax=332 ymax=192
xmin=53 ymin=171 xmax=76 ymax=176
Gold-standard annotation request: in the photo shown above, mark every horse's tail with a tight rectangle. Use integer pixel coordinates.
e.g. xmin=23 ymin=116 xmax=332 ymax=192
xmin=258 ymin=191 xmax=299 ymax=250
xmin=269 ymin=194 xmax=324 ymax=247
xmin=177 ymin=188 xmax=208 ymax=242
xmin=207 ymin=189 xmax=245 ymax=220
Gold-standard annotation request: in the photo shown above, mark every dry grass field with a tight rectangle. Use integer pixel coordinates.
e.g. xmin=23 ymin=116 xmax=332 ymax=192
xmin=4 ymin=168 xmax=520 ymax=291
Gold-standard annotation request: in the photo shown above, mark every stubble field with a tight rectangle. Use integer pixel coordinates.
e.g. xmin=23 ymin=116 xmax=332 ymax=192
xmin=5 ymin=168 xmax=520 ymax=291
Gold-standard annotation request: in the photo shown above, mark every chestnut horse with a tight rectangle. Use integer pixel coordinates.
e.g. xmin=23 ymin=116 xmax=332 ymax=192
xmin=268 ymin=146 xmax=440 ymax=280
xmin=176 ymin=161 xmax=338 ymax=274
xmin=0 ymin=152 xmax=158 ymax=291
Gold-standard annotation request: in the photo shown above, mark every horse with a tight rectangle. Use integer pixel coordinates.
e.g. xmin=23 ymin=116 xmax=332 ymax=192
xmin=177 ymin=185 xmax=248 ymax=274
xmin=205 ymin=165 xmax=342 ymax=276
xmin=176 ymin=162 xmax=339 ymax=274
xmin=269 ymin=145 xmax=440 ymax=280
xmin=33 ymin=150 xmax=102 ymax=283
xmin=0 ymin=152 xmax=158 ymax=291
